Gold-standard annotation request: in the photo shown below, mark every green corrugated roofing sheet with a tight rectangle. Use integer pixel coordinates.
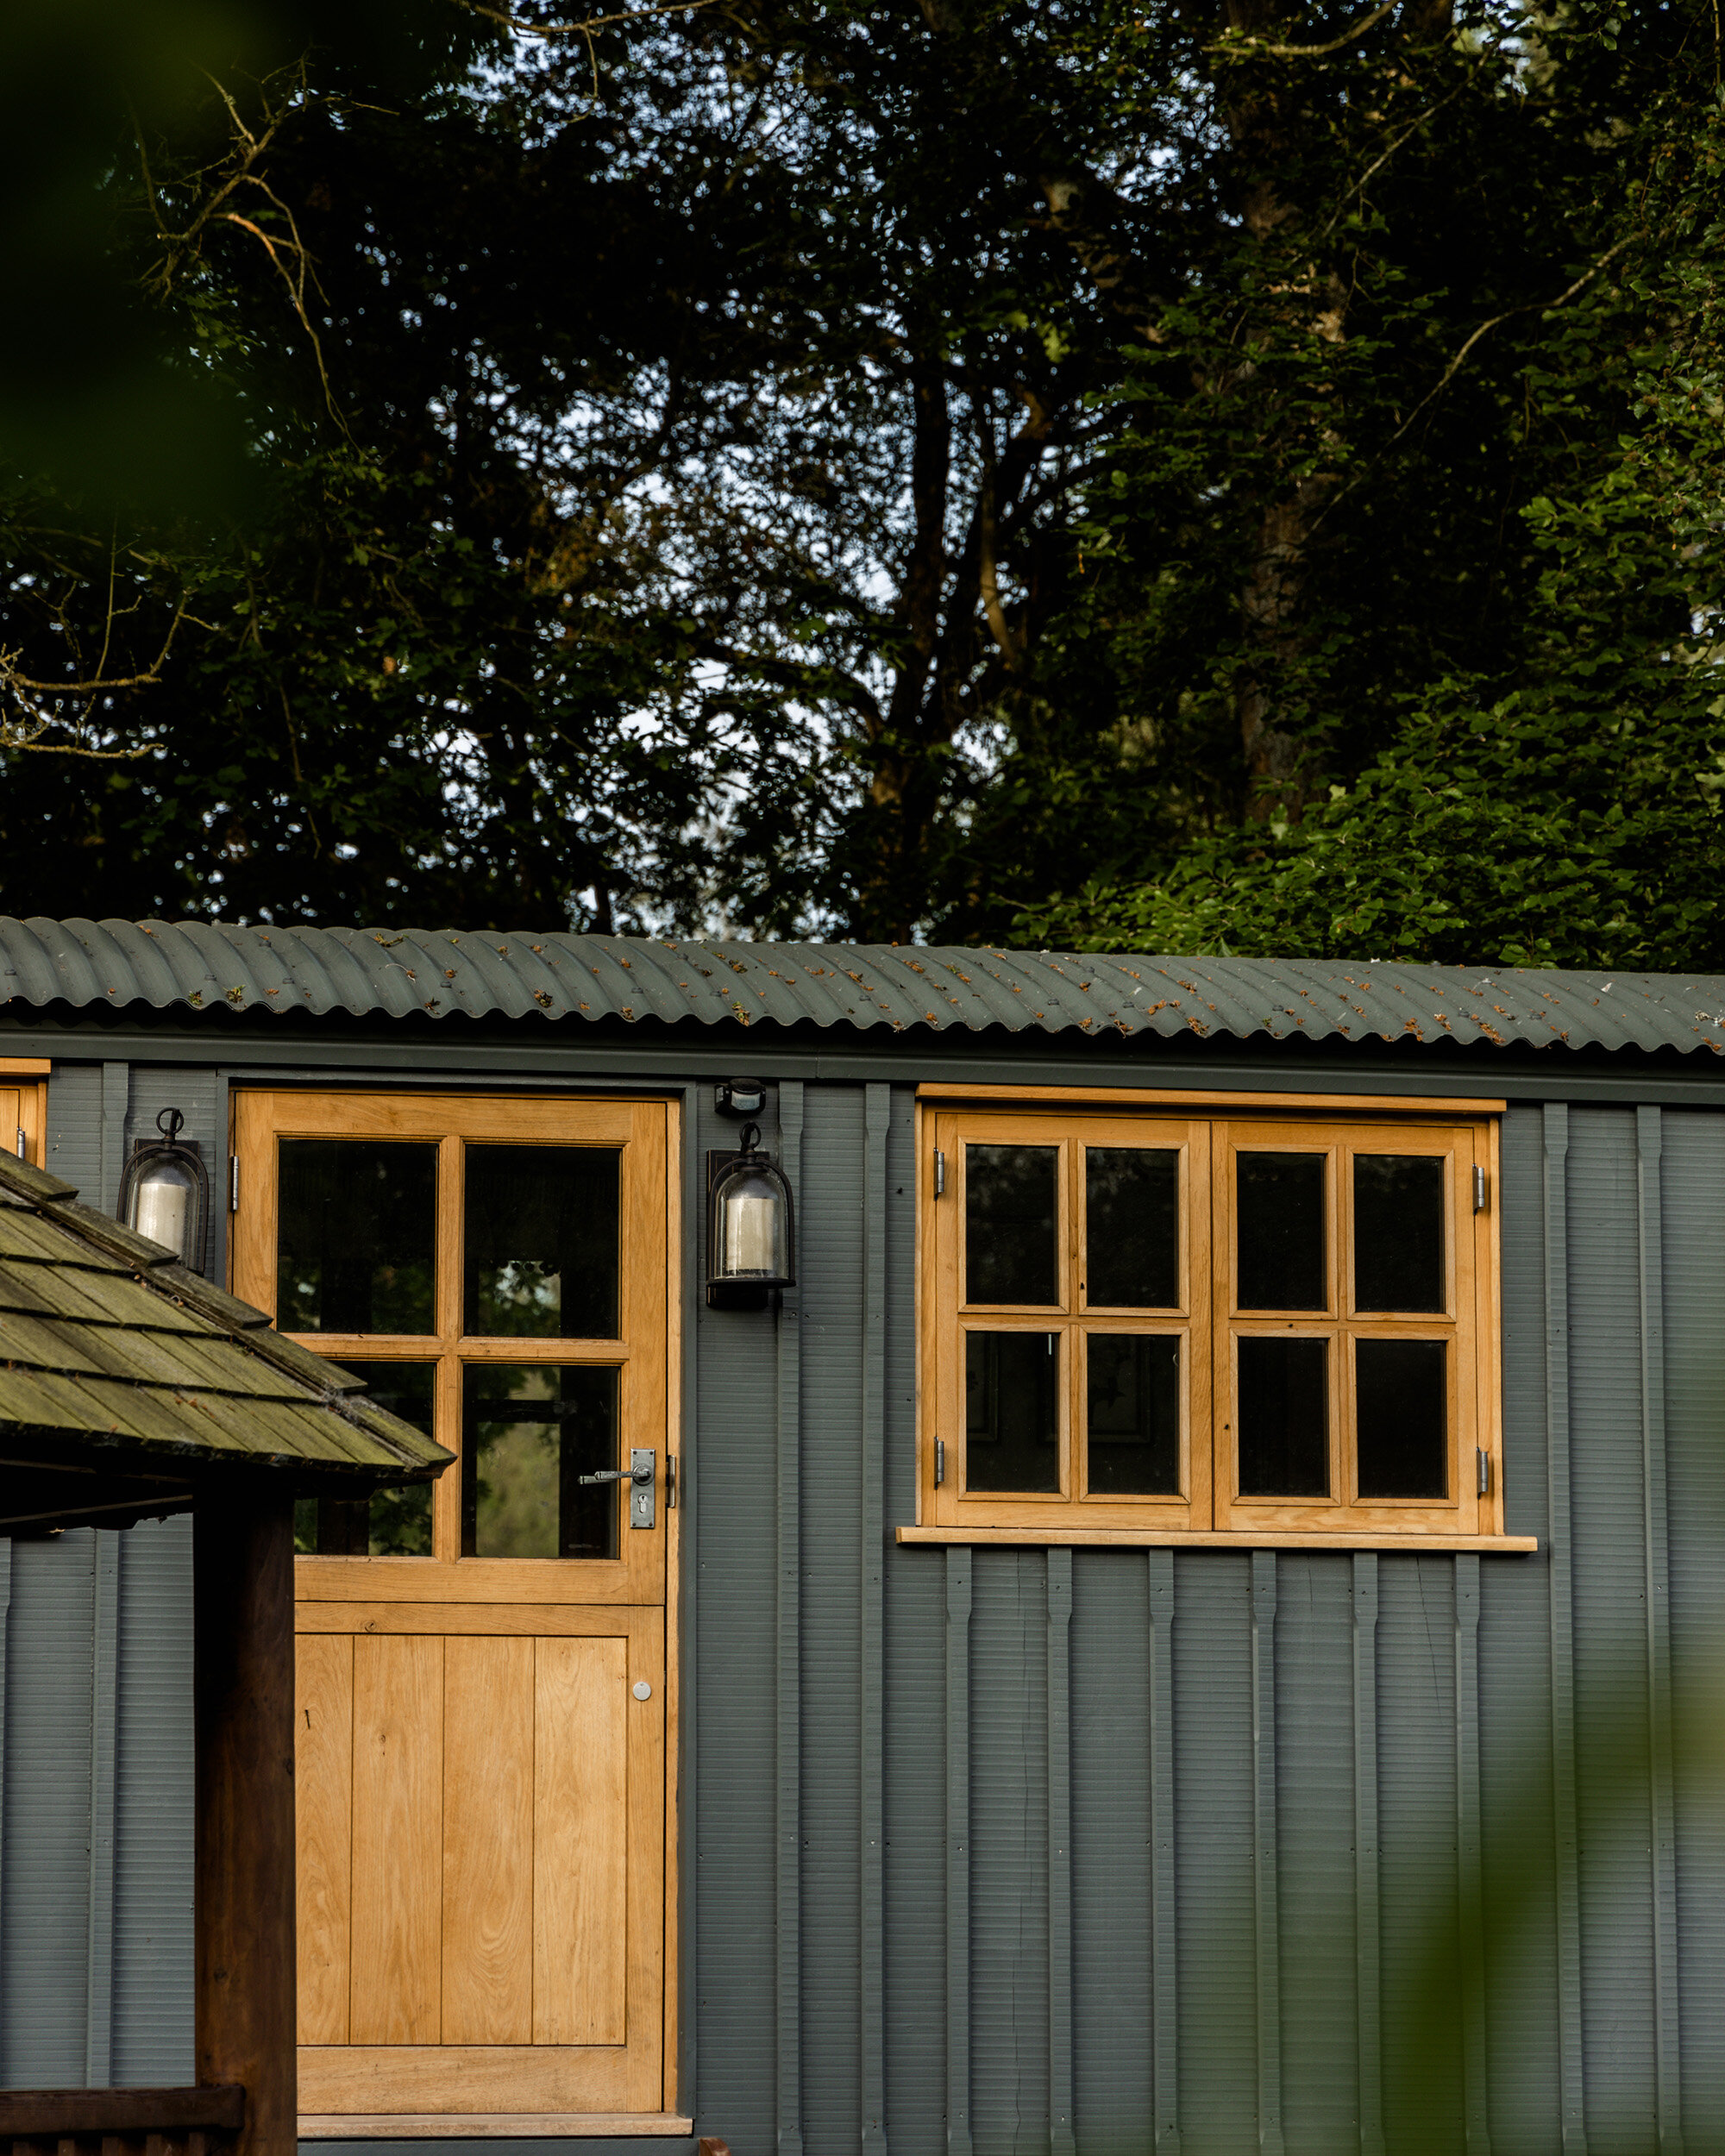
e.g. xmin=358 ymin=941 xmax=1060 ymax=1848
xmin=0 ymin=1150 xmax=450 ymax=1488
xmin=3 ymin=917 xmax=1725 ymax=1055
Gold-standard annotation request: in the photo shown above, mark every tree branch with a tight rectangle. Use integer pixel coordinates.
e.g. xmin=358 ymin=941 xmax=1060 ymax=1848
xmin=1212 ymin=0 xmax=1400 ymax=62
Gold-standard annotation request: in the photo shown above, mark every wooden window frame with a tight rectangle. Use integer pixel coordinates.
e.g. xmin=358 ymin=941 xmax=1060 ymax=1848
xmin=910 ymin=1091 xmax=1532 ymax=1552
xmin=0 ymin=1061 xmax=49 ymax=1168
xmin=231 ymin=1087 xmax=674 ymax=1607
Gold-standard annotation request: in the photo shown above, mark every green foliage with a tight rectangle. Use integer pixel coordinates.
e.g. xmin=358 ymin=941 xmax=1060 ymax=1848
xmin=1015 ymin=0 xmax=1725 ymax=967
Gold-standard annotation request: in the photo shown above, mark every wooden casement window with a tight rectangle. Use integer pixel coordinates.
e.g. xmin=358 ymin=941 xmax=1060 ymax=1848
xmin=0 ymin=1061 xmax=48 ymax=1168
xmin=917 ymin=1097 xmax=1515 ymax=1547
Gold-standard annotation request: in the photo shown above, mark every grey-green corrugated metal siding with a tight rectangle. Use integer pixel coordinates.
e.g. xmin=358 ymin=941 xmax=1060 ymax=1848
xmin=0 ymin=1517 xmax=194 ymax=2088
xmin=693 ymin=1092 xmax=1725 ymax=2156
xmin=12 ymin=1048 xmax=1725 ymax=2153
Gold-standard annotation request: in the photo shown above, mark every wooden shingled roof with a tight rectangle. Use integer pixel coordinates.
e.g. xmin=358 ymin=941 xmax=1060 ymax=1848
xmin=0 ymin=1148 xmax=450 ymax=1531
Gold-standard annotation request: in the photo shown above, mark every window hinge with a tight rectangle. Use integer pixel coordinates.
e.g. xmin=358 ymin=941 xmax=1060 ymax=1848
xmin=229 ymin=1156 xmax=240 ymax=1213
xmin=1473 ymin=1164 xmax=1487 ymax=1213
xmin=1477 ymin=1446 xmax=1490 ymax=1497
xmin=935 ymin=1438 xmax=946 ymax=1487
xmin=934 ymin=1149 xmax=946 ymax=1198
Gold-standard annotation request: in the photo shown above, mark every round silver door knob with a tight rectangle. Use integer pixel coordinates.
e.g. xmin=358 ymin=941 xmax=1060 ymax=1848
xmin=633 ymin=1680 xmax=652 ymax=1701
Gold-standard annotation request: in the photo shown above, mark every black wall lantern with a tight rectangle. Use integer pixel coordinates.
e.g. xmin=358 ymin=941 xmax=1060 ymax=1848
xmin=117 ymin=1108 xmax=210 ymax=1273
xmin=707 ymin=1122 xmax=794 ymax=1307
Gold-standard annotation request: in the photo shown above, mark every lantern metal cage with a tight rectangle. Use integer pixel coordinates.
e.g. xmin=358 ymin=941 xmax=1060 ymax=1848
xmin=706 ymin=1122 xmax=795 ymax=1307
xmin=116 ymin=1107 xmax=210 ymax=1274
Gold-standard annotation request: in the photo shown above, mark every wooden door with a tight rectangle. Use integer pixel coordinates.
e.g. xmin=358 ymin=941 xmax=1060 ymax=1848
xmin=231 ymin=1091 xmax=680 ymax=2131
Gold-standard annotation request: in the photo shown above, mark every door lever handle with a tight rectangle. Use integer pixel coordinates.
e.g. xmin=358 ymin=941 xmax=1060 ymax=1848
xmin=577 ymin=1448 xmax=657 ymax=1529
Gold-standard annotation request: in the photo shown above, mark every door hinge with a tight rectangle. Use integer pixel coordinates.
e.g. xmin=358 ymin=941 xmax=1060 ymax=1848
xmin=15 ymin=1126 xmax=25 ymax=1160
xmin=1477 ymin=1446 xmax=1490 ymax=1497
xmin=1473 ymin=1163 xmax=1487 ymax=1213
xmin=229 ymin=1156 xmax=240 ymax=1213
xmin=934 ymin=1149 xmax=946 ymax=1197
xmin=935 ymin=1438 xmax=945 ymax=1487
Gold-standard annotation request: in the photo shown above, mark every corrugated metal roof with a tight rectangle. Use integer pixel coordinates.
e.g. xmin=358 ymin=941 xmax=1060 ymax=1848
xmin=2 ymin=917 xmax=1722 ymax=1056
xmin=0 ymin=1150 xmax=452 ymax=1485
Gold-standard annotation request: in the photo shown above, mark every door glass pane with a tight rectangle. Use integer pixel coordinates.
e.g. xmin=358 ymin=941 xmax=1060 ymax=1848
xmin=1354 ymin=1156 xmax=1446 ymax=1313
xmin=964 ymin=1331 xmax=1059 ymax=1491
xmin=1357 ymin=1339 xmax=1447 ymax=1500
xmin=294 ymin=1363 xmax=437 ymax=1555
xmin=465 ymin=1145 xmax=620 ymax=1338
xmin=1086 ymin=1150 xmax=1178 ymax=1308
xmin=1237 ymin=1336 xmax=1329 ymax=1496
xmin=278 ymin=1140 xmax=436 ymax=1333
xmin=1086 ymin=1334 xmax=1180 ymax=1495
xmin=1237 ymin=1153 xmax=1327 ymax=1311
xmin=461 ymin=1363 xmax=619 ymax=1558
xmin=965 ymin=1146 xmax=1058 ymax=1306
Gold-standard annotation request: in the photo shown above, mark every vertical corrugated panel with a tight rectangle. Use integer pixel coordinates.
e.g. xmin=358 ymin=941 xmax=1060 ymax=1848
xmin=1659 ymin=1109 xmax=1725 ymax=2143
xmin=42 ymin=1058 xmax=103 ymax=1195
xmin=799 ymin=1086 xmax=865 ymax=2156
xmin=860 ymin=1085 xmax=889 ymax=2156
xmin=775 ymin=1082 xmax=805 ymax=2156
xmin=111 ymin=1514 xmax=195 ymax=2084
xmin=0 ymin=1530 xmax=97 ymax=2085
xmin=1069 ymin=1552 xmax=1153 ymax=2149
xmin=881 ymin=1090 xmax=946 ymax=2156
xmin=1566 ymin=1110 xmax=1655 ymax=2153
xmin=85 ymin=1532 xmax=120 ymax=2085
xmin=1479 ymin=1106 xmax=1562 ymax=2155
xmin=1170 ymin=1551 xmax=1256 ymax=2156
xmin=969 ymin=1551 xmax=1049 ymax=2156
xmin=1376 ymin=1556 xmax=1461 ymax=2156
xmin=1274 ymin=1554 xmax=1358 ymax=2155
xmin=693 ymin=1082 xmax=781 ymax=2156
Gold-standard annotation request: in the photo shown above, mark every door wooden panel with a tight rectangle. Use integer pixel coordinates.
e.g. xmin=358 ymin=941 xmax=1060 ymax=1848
xmin=292 ymin=1614 xmax=663 ymax=2108
xmin=534 ymin=1637 xmax=628 ymax=2045
xmin=442 ymin=1636 xmax=536 ymax=2044
xmin=295 ymin=1636 xmax=354 ymax=2046
xmin=350 ymin=1636 xmax=444 ymax=2046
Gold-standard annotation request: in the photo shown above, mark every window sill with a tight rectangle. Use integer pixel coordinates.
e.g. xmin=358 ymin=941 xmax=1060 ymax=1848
xmin=299 ymin=2117 xmax=695 ymax=2140
xmin=896 ymin=1525 xmax=1538 ymax=1553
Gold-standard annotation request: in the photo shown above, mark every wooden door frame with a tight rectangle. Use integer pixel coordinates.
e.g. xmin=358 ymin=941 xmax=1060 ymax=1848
xmin=229 ymin=1084 xmax=686 ymax=2136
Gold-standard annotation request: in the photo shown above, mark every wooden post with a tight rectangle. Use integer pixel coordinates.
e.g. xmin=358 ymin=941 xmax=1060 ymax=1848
xmin=194 ymin=1475 xmax=297 ymax=2156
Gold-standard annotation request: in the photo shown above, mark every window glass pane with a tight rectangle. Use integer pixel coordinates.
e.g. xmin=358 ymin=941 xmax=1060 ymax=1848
xmin=461 ymin=1363 xmax=618 ymax=1558
xmin=465 ymin=1145 xmax=620 ymax=1338
xmin=1237 ymin=1336 xmax=1329 ymax=1496
xmin=278 ymin=1140 xmax=436 ymax=1334
xmin=965 ymin=1145 xmax=1058 ymax=1306
xmin=293 ymin=1363 xmax=437 ymax=1555
xmin=1237 ymin=1153 xmax=1327 ymax=1311
xmin=1357 ymin=1339 xmax=1447 ymax=1500
xmin=1086 ymin=1334 xmax=1180 ymax=1495
xmin=964 ymin=1331 xmax=1059 ymax=1492
xmin=1086 ymin=1150 xmax=1178 ymax=1308
xmin=1353 ymin=1156 xmax=1446 ymax=1313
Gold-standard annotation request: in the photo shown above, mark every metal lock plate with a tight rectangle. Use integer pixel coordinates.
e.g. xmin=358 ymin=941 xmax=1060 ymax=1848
xmin=630 ymin=1447 xmax=656 ymax=1531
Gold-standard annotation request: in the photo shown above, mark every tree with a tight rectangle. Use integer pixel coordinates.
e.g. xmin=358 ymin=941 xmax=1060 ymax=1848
xmin=1011 ymin=0 xmax=1725 ymax=967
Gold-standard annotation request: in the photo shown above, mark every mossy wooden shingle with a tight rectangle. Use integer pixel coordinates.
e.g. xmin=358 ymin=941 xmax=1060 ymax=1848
xmin=0 ymin=1151 xmax=450 ymax=1492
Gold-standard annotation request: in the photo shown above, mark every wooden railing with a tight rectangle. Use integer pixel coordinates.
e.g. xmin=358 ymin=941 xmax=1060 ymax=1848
xmin=0 ymin=2086 xmax=244 ymax=2156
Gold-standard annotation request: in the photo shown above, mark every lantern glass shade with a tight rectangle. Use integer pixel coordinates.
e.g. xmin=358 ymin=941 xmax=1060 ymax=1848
xmin=710 ymin=1152 xmax=795 ymax=1288
xmin=119 ymin=1112 xmax=210 ymax=1272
